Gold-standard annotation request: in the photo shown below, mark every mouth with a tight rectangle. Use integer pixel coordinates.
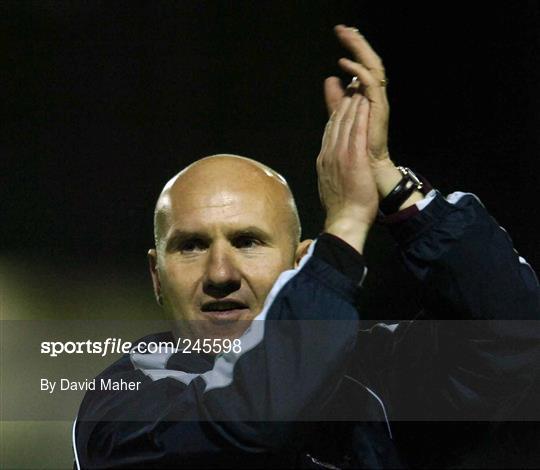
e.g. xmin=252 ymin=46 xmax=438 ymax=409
xmin=200 ymin=299 xmax=250 ymax=323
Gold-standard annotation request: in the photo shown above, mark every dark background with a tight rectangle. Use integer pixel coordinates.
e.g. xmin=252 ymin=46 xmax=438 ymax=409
xmin=1 ymin=3 xmax=539 ymax=467
xmin=3 ymin=1 xmax=539 ymax=318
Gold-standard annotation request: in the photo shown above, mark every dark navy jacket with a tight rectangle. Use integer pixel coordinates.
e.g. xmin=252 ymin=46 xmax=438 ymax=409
xmin=74 ymin=192 xmax=540 ymax=468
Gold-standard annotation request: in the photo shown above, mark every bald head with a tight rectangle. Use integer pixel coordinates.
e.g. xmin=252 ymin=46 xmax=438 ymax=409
xmin=153 ymin=154 xmax=301 ymax=253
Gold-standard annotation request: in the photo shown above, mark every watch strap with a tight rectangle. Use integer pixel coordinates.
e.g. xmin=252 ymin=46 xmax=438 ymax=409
xmin=379 ymin=166 xmax=425 ymax=216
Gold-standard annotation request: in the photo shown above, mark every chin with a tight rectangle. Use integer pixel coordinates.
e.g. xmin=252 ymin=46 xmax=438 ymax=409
xmin=203 ymin=321 xmax=252 ymax=341
xmin=171 ymin=317 xmax=253 ymax=342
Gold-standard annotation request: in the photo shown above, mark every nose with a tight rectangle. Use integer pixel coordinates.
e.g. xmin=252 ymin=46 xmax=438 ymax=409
xmin=202 ymin=241 xmax=241 ymax=298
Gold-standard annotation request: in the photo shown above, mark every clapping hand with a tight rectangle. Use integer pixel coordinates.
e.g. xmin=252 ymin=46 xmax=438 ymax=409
xmin=323 ymin=25 xmax=425 ymax=206
xmin=317 ymin=86 xmax=378 ymax=253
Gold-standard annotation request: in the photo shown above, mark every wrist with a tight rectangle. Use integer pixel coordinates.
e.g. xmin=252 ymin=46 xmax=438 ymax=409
xmin=371 ymin=159 xmax=402 ymax=198
xmin=375 ymin=162 xmax=427 ymax=213
xmin=324 ymin=217 xmax=370 ymax=254
xmin=398 ymin=190 xmax=424 ymax=211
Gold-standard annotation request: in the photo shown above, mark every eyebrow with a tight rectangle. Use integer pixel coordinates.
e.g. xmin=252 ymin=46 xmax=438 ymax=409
xmin=165 ymin=230 xmax=208 ymax=253
xmin=164 ymin=226 xmax=273 ymax=252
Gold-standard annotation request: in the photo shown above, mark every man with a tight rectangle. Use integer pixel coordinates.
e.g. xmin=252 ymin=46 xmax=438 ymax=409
xmin=74 ymin=25 xmax=539 ymax=468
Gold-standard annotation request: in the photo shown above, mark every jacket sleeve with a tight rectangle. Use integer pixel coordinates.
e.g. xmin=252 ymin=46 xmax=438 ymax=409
xmin=388 ymin=191 xmax=539 ymax=320
xmin=356 ymin=191 xmax=540 ymax=421
xmin=74 ymin=235 xmax=365 ymax=469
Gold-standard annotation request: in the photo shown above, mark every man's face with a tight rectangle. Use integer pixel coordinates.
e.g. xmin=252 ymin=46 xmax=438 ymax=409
xmin=150 ymin=164 xmax=298 ymax=340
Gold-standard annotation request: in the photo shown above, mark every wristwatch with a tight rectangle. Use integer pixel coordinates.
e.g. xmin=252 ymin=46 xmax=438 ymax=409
xmin=379 ymin=166 xmax=425 ymax=216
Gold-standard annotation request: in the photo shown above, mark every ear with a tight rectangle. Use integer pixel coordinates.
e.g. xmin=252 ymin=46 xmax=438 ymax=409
xmin=147 ymin=249 xmax=163 ymax=306
xmin=294 ymin=239 xmax=314 ymax=268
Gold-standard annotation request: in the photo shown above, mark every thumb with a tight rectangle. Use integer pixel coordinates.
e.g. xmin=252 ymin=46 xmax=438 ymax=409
xmin=324 ymin=76 xmax=344 ymax=117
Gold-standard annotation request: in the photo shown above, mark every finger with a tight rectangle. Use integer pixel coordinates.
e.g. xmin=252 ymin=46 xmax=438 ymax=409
xmin=349 ymin=96 xmax=370 ymax=158
xmin=320 ymin=94 xmax=353 ymax=154
xmin=326 ymin=94 xmax=354 ymax=153
xmin=334 ymin=25 xmax=386 ymax=80
xmin=338 ymin=57 xmax=388 ymax=106
xmin=337 ymin=94 xmax=362 ymax=153
xmin=324 ymin=76 xmax=345 ymax=117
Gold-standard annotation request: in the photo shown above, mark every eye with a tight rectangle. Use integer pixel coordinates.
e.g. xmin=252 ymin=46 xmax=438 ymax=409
xmin=233 ymin=236 xmax=261 ymax=249
xmin=178 ymin=238 xmax=207 ymax=253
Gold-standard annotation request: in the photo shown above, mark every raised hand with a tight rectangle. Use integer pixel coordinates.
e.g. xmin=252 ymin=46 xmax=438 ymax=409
xmin=317 ymin=91 xmax=378 ymax=253
xmin=325 ymin=25 xmax=391 ymax=168
xmin=326 ymin=25 xmax=424 ymax=206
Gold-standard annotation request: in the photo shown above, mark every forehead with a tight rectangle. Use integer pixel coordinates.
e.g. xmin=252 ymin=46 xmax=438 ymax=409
xmin=164 ymin=180 xmax=287 ymax=234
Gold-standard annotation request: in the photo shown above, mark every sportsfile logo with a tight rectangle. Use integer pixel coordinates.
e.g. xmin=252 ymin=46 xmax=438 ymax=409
xmin=40 ymin=337 xmax=242 ymax=357
xmin=41 ymin=338 xmax=133 ymax=357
